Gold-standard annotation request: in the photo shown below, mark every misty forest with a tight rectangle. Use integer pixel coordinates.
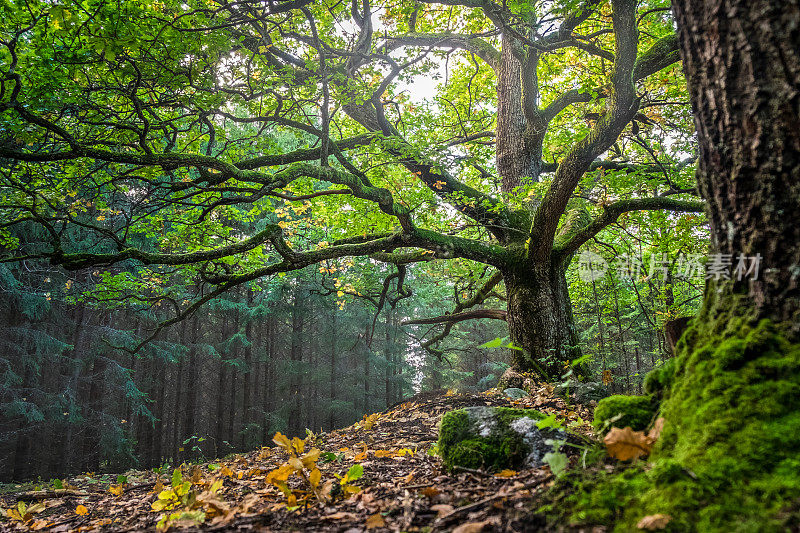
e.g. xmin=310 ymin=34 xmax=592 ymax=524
xmin=0 ymin=0 xmax=798 ymax=531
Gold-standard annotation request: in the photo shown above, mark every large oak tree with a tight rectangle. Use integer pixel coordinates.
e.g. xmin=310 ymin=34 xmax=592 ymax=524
xmin=0 ymin=0 xmax=703 ymax=377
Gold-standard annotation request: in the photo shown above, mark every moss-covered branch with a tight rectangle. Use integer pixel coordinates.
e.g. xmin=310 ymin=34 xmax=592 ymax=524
xmin=554 ymin=197 xmax=705 ymax=259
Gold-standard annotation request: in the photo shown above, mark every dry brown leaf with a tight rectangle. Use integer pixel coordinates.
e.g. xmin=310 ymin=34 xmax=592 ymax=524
xmin=452 ymin=520 xmax=491 ymax=533
xmin=648 ymin=417 xmax=665 ymax=442
xmin=637 ymin=513 xmax=672 ymax=530
xmin=421 ymin=486 xmax=441 ymax=498
xmin=30 ymin=519 xmax=51 ymax=530
xmin=365 ymin=513 xmax=387 ymax=529
xmin=150 ymin=480 xmax=164 ymax=494
xmin=604 ymin=426 xmax=652 ymax=461
xmin=430 ymin=504 xmax=454 ymax=517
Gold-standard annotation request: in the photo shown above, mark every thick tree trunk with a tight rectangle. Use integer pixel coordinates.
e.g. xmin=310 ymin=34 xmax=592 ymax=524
xmin=503 ymin=263 xmax=580 ymax=379
xmin=619 ymin=1 xmax=800 ymax=528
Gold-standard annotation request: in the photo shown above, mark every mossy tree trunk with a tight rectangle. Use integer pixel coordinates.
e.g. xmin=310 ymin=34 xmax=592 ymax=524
xmin=631 ymin=1 xmax=800 ymax=528
xmin=504 ymin=261 xmax=581 ymax=379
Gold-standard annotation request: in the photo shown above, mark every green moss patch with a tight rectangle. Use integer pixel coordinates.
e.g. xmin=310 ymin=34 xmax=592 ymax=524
xmin=438 ymin=407 xmax=548 ymax=472
xmin=556 ymin=312 xmax=800 ymax=532
xmin=593 ymin=394 xmax=658 ymax=434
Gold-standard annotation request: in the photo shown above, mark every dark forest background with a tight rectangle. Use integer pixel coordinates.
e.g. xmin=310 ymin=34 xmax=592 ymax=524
xmin=0 ymin=216 xmax=701 ymax=481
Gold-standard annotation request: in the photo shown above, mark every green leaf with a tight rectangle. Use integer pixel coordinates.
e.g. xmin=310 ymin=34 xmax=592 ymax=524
xmin=479 ymin=337 xmax=506 ymax=349
xmin=543 ymin=452 xmax=569 ymax=477
xmin=320 ymin=452 xmax=337 ymax=463
xmin=344 ymin=464 xmax=363 ymax=483
xmin=116 ymin=475 xmax=127 ymax=485
xmin=536 ymin=413 xmax=563 ymax=430
xmin=171 ymin=468 xmax=182 ymax=488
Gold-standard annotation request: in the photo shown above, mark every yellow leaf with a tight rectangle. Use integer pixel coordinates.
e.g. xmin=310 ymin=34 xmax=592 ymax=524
xmin=266 ymin=464 xmax=294 ymax=484
xmin=365 ymin=513 xmax=386 ymax=529
xmin=494 ymin=469 xmax=518 ymax=478
xmin=75 ymin=505 xmax=88 ymax=516
xmin=637 ymin=513 xmax=672 ymax=530
xmin=309 ymin=468 xmax=321 ymax=489
xmin=374 ymin=449 xmax=395 ymax=458
xmin=342 ymin=484 xmax=361 ymax=495
xmin=209 ymin=478 xmax=224 ymax=494
xmin=219 ymin=466 xmax=234 ymax=477
xmin=109 ymin=484 xmax=124 ymax=496
xmin=604 ymin=426 xmax=652 ymax=461
xmin=354 ymin=449 xmax=369 ymax=461
xmin=272 ymin=432 xmax=291 ymax=451
xmin=292 ymin=437 xmax=305 ymax=454
xmin=301 ymin=448 xmax=321 ymax=468
xmin=151 ymin=498 xmax=173 ymax=512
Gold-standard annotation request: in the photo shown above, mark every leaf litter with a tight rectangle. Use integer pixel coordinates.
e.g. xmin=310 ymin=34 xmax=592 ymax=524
xmin=0 ymin=385 xmax=595 ymax=532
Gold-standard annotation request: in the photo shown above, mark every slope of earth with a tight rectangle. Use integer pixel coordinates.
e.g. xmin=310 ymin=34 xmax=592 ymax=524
xmin=0 ymin=385 xmax=594 ymax=532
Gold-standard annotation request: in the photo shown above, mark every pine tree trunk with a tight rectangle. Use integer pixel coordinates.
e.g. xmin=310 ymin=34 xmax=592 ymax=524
xmin=328 ymin=311 xmax=337 ymax=430
xmin=288 ymin=282 xmax=303 ymax=436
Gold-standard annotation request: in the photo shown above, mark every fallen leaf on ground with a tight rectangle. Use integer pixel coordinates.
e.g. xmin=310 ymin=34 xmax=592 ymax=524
xmin=75 ymin=505 xmax=88 ymax=516
xmin=365 ymin=513 xmax=386 ymax=529
xmin=453 ymin=520 xmax=492 ymax=533
xmin=430 ymin=504 xmax=454 ymax=517
xmin=604 ymin=426 xmax=652 ymax=460
xmin=637 ymin=513 xmax=672 ymax=530
xmin=648 ymin=417 xmax=665 ymax=441
xmin=494 ymin=469 xmax=517 ymax=478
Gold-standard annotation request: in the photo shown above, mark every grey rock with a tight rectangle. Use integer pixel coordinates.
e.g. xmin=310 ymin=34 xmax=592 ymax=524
xmin=554 ymin=380 xmax=610 ymax=404
xmin=503 ymin=387 xmax=529 ymax=399
xmin=438 ymin=406 xmax=566 ymax=471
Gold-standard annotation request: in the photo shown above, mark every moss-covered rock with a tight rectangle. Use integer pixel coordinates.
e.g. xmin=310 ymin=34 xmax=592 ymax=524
xmin=643 ymin=357 xmax=678 ymax=396
xmin=593 ymin=394 xmax=658 ymax=434
xmin=438 ymin=406 xmax=563 ymax=472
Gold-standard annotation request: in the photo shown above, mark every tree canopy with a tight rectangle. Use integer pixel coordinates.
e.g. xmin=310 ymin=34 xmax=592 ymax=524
xmin=0 ymin=0 xmax=705 ymax=375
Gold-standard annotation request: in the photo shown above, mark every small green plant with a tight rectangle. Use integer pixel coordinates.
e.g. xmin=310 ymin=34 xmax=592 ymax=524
xmin=3 ymin=501 xmax=45 ymax=524
xmin=335 ymin=464 xmax=364 ymax=497
xmin=150 ymin=467 xmax=226 ymax=531
xmin=267 ymin=432 xmax=363 ymax=509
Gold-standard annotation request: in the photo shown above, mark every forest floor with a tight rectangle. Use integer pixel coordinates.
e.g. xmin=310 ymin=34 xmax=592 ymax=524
xmin=0 ymin=385 xmax=596 ymax=532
